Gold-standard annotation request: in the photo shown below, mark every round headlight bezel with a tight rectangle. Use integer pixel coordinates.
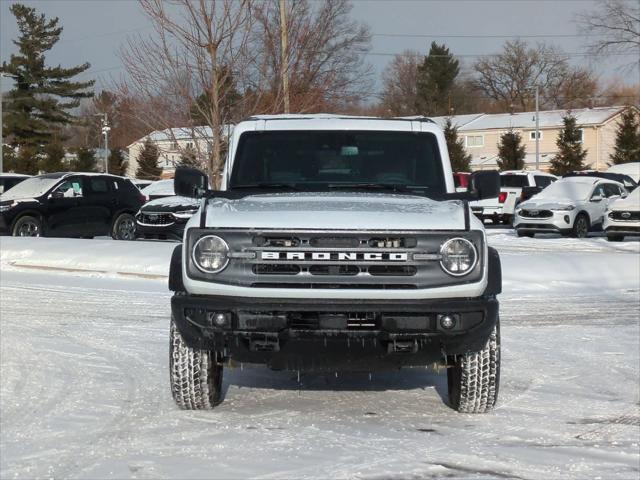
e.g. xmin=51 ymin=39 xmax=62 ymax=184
xmin=439 ymin=237 xmax=478 ymax=277
xmin=192 ymin=235 xmax=230 ymax=274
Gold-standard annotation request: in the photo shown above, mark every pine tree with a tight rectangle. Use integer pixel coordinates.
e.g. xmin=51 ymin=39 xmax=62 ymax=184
xmin=13 ymin=147 xmax=40 ymax=175
xmin=549 ymin=114 xmax=588 ymax=175
xmin=497 ymin=129 xmax=526 ymax=171
xmin=135 ymin=138 xmax=162 ymax=180
xmin=2 ymin=146 xmax=19 ymax=173
xmin=108 ymin=148 xmax=128 ymax=176
xmin=416 ymin=42 xmax=460 ymax=116
xmin=610 ymin=108 xmax=640 ymax=165
xmin=40 ymin=141 xmax=65 ymax=172
xmin=443 ymin=118 xmax=472 ymax=172
xmin=177 ymin=144 xmax=203 ymax=169
xmin=73 ymin=147 xmax=96 ymax=172
xmin=1 ymin=4 xmax=94 ymax=150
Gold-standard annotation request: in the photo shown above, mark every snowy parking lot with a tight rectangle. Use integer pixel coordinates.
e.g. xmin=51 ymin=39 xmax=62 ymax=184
xmin=1 ymin=232 xmax=639 ymax=479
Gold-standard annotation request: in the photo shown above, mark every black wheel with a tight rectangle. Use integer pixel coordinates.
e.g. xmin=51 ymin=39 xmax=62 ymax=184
xmin=607 ymin=234 xmax=624 ymax=242
xmin=12 ymin=215 xmax=42 ymax=237
xmin=112 ymin=213 xmax=136 ymax=240
xmin=572 ymin=213 xmax=589 ymax=238
xmin=501 ymin=215 xmax=513 ymax=226
xmin=516 ymin=230 xmax=534 ymax=237
xmin=169 ymin=316 xmax=223 ymax=410
xmin=447 ymin=321 xmax=500 ymax=413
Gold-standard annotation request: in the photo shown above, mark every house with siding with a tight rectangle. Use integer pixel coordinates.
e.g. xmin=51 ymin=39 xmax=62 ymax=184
xmin=431 ymin=106 xmax=635 ymax=172
xmin=126 ymin=125 xmax=233 ymax=178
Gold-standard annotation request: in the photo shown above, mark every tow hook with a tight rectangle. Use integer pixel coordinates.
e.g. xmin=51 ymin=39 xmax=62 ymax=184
xmin=388 ymin=339 xmax=418 ymax=354
xmin=249 ymin=334 xmax=280 ymax=352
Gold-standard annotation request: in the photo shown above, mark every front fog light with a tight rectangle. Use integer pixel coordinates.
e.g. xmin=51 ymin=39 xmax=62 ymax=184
xmin=440 ymin=238 xmax=478 ymax=276
xmin=193 ymin=235 xmax=229 ymax=273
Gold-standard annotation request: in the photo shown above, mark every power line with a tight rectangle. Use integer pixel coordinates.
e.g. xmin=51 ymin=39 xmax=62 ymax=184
xmin=371 ymin=33 xmax=595 ymax=39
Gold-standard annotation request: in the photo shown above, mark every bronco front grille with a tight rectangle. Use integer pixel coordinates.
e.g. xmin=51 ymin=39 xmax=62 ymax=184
xmin=186 ymin=229 xmax=484 ymax=290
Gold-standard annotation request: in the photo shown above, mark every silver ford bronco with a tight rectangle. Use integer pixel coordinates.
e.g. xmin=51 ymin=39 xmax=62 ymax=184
xmin=168 ymin=115 xmax=502 ymax=413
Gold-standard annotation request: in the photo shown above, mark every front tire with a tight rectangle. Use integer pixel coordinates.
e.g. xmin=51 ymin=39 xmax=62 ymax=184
xmin=12 ymin=215 xmax=42 ymax=237
xmin=169 ymin=317 xmax=223 ymax=410
xmin=112 ymin=213 xmax=136 ymax=240
xmin=447 ymin=322 xmax=500 ymax=413
xmin=572 ymin=213 xmax=589 ymax=238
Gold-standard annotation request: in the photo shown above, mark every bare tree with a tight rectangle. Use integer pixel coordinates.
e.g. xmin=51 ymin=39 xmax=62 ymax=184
xmin=249 ymin=0 xmax=372 ymax=113
xmin=473 ymin=40 xmax=598 ymax=111
xmin=119 ymin=0 xmax=254 ymax=181
xmin=379 ymin=51 xmax=421 ymax=116
xmin=578 ymin=0 xmax=640 ymax=64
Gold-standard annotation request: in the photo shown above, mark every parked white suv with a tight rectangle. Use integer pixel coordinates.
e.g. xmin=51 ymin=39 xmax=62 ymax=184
xmin=470 ymin=170 xmax=557 ymax=225
xmin=168 ymin=115 xmax=503 ymax=413
xmin=514 ymin=177 xmax=626 ymax=238
xmin=604 ymin=187 xmax=640 ymax=241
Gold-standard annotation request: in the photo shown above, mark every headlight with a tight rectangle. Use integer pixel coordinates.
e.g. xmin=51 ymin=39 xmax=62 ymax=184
xmin=192 ymin=235 xmax=229 ymax=273
xmin=440 ymin=238 xmax=478 ymax=276
xmin=551 ymin=205 xmax=575 ymax=211
xmin=173 ymin=209 xmax=198 ymax=219
xmin=0 ymin=203 xmax=15 ymax=212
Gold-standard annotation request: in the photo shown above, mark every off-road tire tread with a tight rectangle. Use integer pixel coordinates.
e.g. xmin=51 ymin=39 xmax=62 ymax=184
xmin=448 ymin=323 xmax=500 ymax=413
xmin=170 ymin=318 xmax=222 ymax=410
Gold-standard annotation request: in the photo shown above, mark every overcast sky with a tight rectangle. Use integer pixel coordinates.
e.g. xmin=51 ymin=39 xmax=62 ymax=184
xmin=1 ymin=0 xmax=639 ymax=100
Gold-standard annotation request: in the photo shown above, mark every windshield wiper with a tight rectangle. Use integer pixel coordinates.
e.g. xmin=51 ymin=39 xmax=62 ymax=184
xmin=230 ymin=183 xmax=302 ymax=191
xmin=327 ymin=183 xmax=419 ymax=193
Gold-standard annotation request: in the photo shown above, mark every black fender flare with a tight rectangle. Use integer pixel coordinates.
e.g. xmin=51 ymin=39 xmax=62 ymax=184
xmin=10 ymin=209 xmax=46 ymax=234
xmin=169 ymin=244 xmax=185 ymax=292
xmin=484 ymin=246 xmax=502 ymax=296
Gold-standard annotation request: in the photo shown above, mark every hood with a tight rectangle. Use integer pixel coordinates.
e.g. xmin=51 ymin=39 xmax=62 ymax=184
xmin=141 ymin=195 xmax=200 ymax=213
xmin=201 ymin=192 xmax=467 ymax=230
xmin=520 ymin=197 xmax=576 ymax=210
xmin=609 ymin=190 xmax=640 ymax=211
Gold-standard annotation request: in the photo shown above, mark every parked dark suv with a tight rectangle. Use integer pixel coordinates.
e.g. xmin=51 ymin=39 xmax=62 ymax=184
xmin=0 ymin=172 xmax=146 ymax=239
xmin=135 ymin=195 xmax=199 ymax=241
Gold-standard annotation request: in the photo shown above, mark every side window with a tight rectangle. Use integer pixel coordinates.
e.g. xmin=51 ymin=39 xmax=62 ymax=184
xmin=87 ymin=177 xmax=110 ymax=195
xmin=603 ymin=184 xmax=622 ymax=198
xmin=534 ymin=175 xmax=553 ymax=188
xmin=52 ymin=179 xmax=83 ymax=198
xmin=591 ymin=185 xmax=605 ymax=199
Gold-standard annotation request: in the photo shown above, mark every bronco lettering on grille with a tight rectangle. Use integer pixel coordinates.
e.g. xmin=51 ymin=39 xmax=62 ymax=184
xmin=261 ymin=252 xmax=408 ymax=261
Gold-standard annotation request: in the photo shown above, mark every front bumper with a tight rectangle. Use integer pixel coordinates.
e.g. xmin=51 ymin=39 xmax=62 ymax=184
xmin=471 ymin=206 xmax=504 ymax=221
xmin=135 ymin=222 xmax=185 ymax=241
xmin=514 ymin=210 xmax=574 ymax=233
xmin=171 ymin=293 xmax=499 ymax=371
xmin=0 ymin=214 xmax=9 ymax=235
xmin=603 ymin=215 xmax=640 ymax=237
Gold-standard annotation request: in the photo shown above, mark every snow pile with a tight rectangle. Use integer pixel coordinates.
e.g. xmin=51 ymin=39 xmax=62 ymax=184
xmin=0 ymin=237 xmax=174 ymax=278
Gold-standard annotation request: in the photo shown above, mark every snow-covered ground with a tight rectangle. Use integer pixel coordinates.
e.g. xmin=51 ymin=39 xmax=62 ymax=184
xmin=1 ymin=232 xmax=639 ymax=479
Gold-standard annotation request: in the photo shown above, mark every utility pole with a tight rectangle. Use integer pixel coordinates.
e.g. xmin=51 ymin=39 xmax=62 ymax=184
xmin=534 ymin=84 xmax=540 ymax=171
xmin=0 ymin=73 xmax=5 ymax=173
xmin=279 ymin=0 xmax=290 ymax=114
xmin=96 ymin=113 xmax=110 ymax=173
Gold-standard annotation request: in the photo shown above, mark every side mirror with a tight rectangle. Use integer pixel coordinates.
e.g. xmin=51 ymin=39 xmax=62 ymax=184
xmin=174 ymin=166 xmax=209 ymax=198
xmin=590 ymin=195 xmax=603 ymax=203
xmin=49 ymin=190 xmax=64 ymax=199
xmin=468 ymin=171 xmax=500 ymax=200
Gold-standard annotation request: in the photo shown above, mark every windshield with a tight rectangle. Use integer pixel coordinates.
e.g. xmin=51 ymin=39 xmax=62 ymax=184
xmin=0 ymin=176 xmax=60 ymax=200
xmin=533 ymin=180 xmax=593 ymax=201
xmin=229 ymin=130 xmax=446 ymax=196
xmin=501 ymin=175 xmax=528 ymax=188
xmin=142 ymin=180 xmax=175 ymax=196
